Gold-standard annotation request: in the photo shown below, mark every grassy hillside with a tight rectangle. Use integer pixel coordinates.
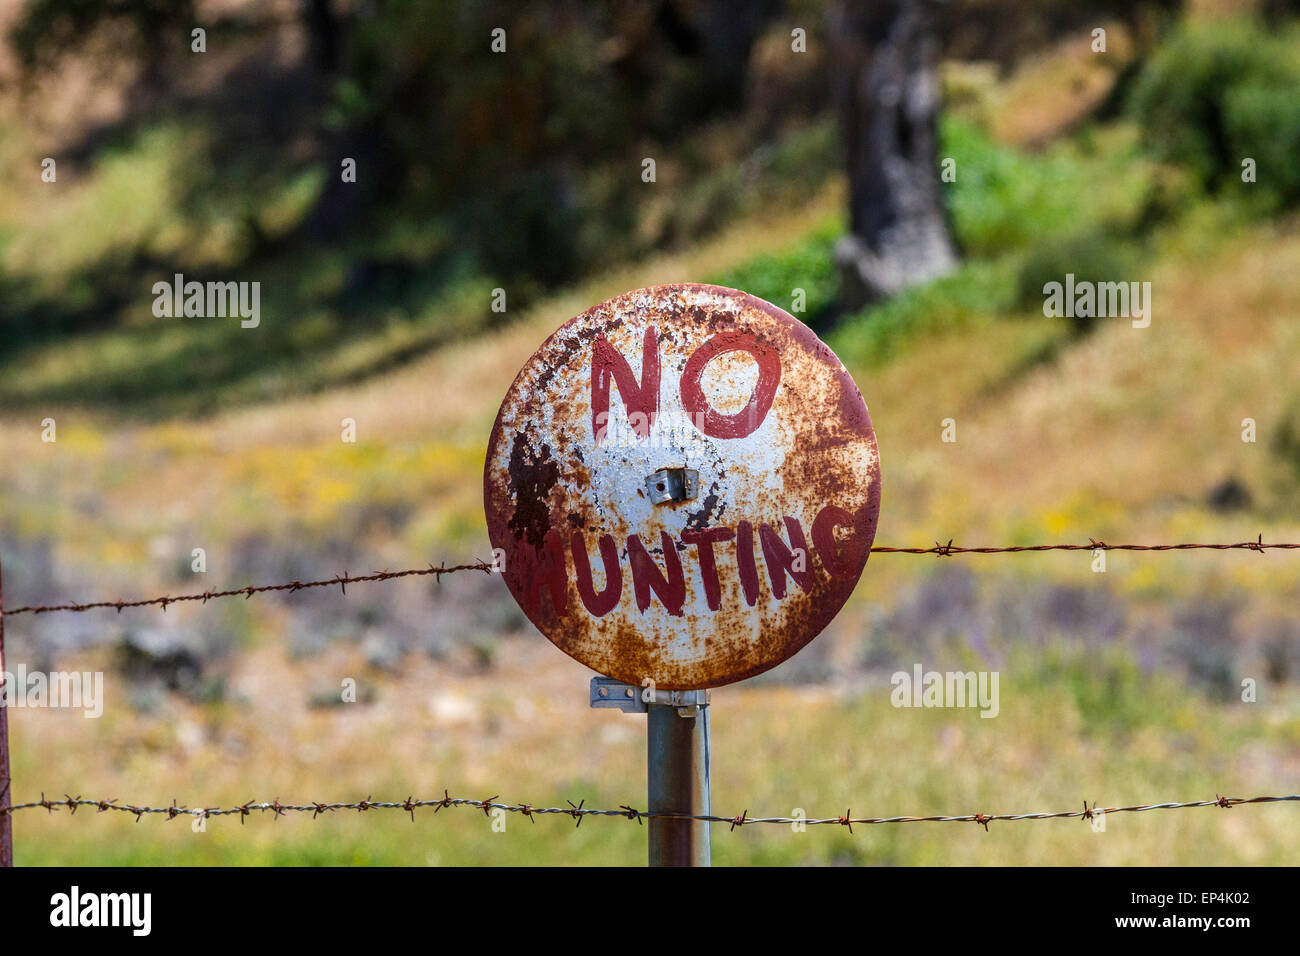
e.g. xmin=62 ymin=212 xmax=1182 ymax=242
xmin=6 ymin=185 xmax=1300 ymax=863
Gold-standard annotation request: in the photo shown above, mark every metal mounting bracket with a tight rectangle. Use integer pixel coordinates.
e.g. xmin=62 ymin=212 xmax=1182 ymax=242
xmin=644 ymin=467 xmax=699 ymax=505
xmin=589 ymin=677 xmax=710 ymax=717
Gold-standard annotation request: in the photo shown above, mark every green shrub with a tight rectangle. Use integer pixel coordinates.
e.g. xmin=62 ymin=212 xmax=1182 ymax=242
xmin=1015 ymin=233 xmax=1141 ymax=335
xmin=1223 ymin=82 xmax=1300 ymax=208
xmin=940 ymin=117 xmax=1153 ymax=255
xmin=1128 ymin=18 xmax=1300 ymax=207
xmin=830 ymin=259 xmax=1017 ymax=367
xmin=941 ymin=117 xmax=1083 ymax=255
xmin=707 ymin=218 xmax=840 ymax=322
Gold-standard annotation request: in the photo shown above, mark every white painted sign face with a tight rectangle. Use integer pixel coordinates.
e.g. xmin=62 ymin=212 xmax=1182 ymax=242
xmin=484 ymin=284 xmax=881 ymax=689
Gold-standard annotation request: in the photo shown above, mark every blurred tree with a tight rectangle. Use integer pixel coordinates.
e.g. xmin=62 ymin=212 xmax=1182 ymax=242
xmin=830 ymin=0 xmax=957 ymax=311
xmin=7 ymin=0 xmax=1193 ymax=336
xmin=9 ymin=0 xmax=195 ymax=98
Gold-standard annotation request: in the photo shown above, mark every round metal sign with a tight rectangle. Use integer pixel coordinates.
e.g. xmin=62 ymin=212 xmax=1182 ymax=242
xmin=484 ymin=283 xmax=881 ymax=689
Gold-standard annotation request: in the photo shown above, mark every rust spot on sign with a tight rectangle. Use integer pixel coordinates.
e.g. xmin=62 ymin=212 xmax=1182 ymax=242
xmin=484 ymin=284 xmax=882 ymax=689
xmin=506 ymin=434 xmax=560 ymax=548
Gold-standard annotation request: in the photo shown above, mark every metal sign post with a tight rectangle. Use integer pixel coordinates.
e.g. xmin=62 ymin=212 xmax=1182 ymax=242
xmin=591 ymin=676 xmax=710 ymax=865
xmin=488 ymin=284 xmax=881 ymax=866
xmin=647 ymin=697 xmax=710 ymax=866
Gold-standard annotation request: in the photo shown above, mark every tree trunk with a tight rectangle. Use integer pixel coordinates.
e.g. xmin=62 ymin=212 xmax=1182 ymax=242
xmin=831 ymin=0 xmax=958 ymax=311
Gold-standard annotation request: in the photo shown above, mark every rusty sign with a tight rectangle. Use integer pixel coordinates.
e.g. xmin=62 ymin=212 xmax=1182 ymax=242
xmin=484 ymin=283 xmax=881 ymax=689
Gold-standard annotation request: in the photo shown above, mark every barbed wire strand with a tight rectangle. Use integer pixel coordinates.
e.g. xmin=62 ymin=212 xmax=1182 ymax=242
xmin=1 ymin=561 xmax=496 ymax=616
xmin=2 ymin=538 xmax=1296 ymax=617
xmin=4 ymin=792 xmax=1297 ymax=828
